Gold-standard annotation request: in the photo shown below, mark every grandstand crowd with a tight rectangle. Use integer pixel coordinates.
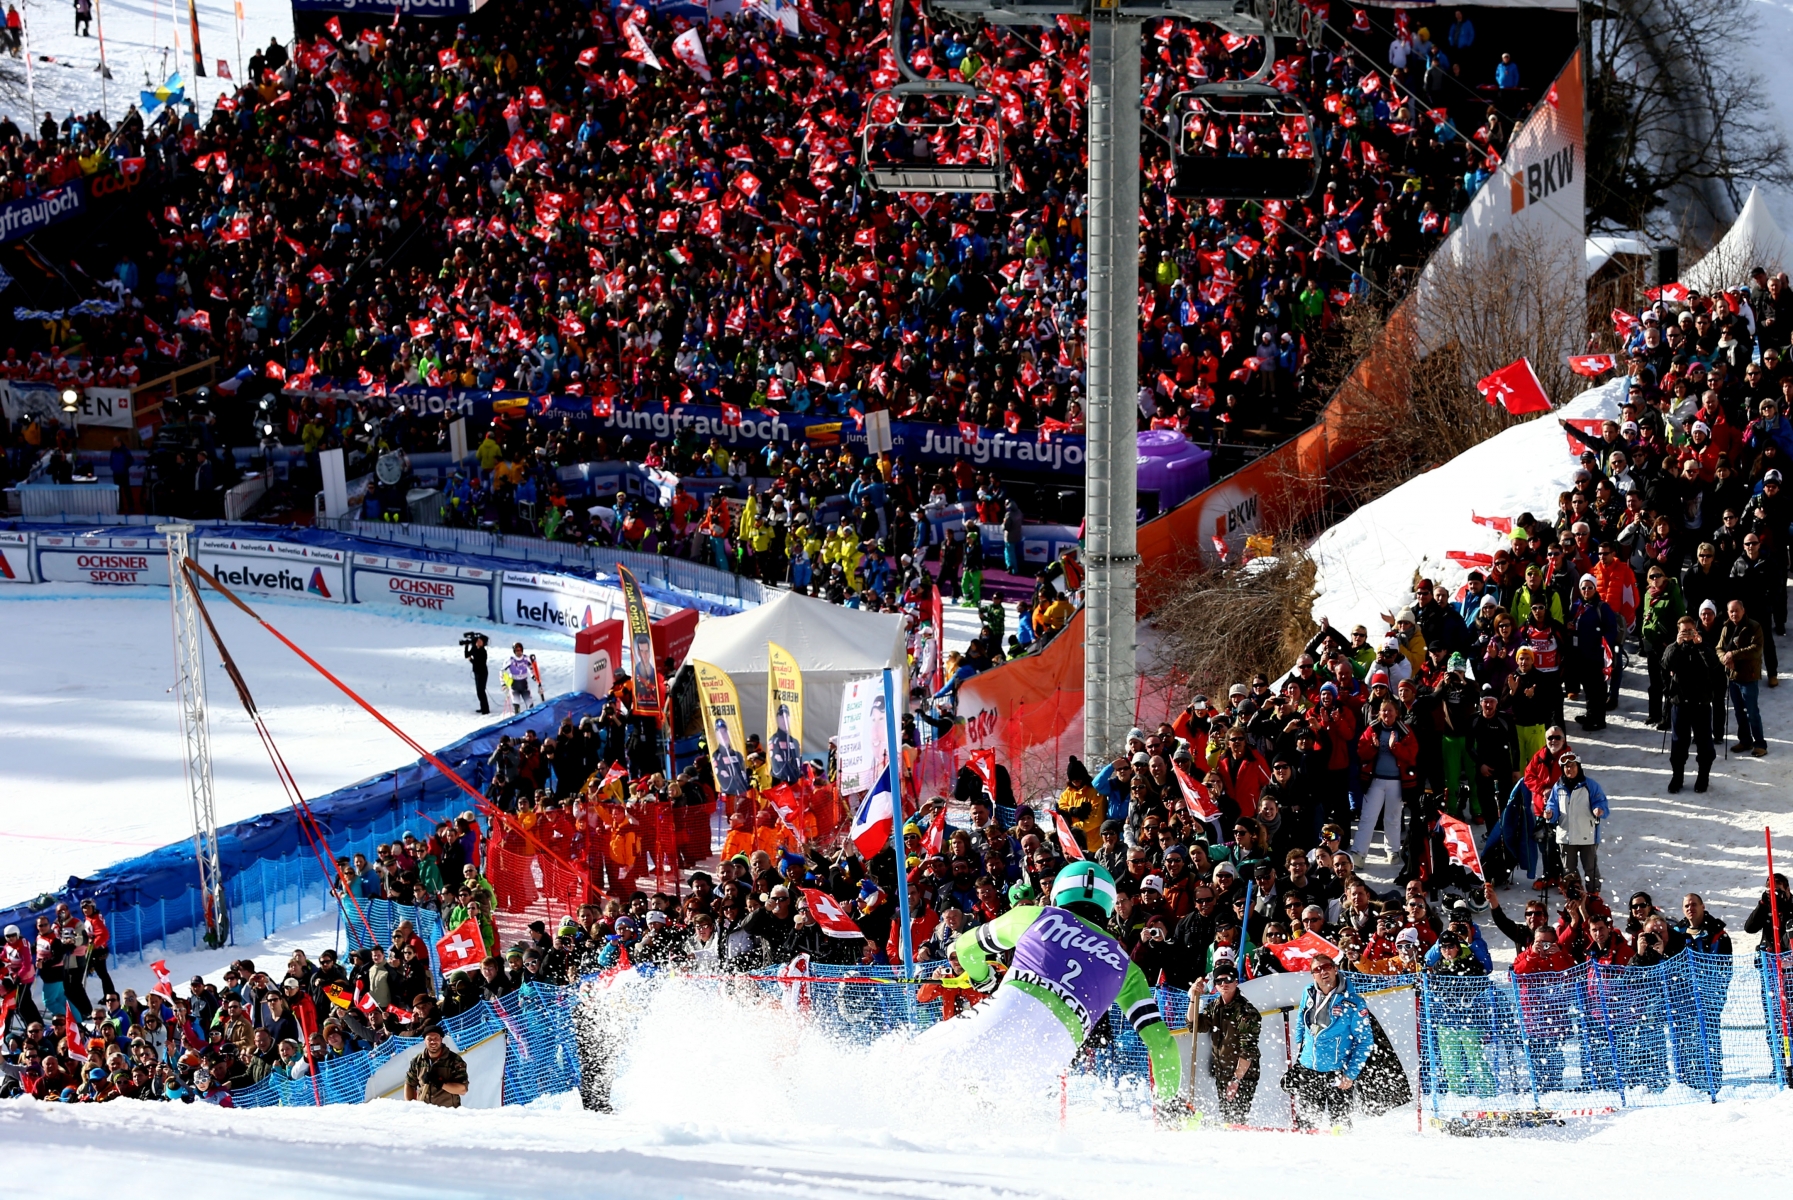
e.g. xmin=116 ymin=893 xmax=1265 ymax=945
xmin=0 ymin=2 xmax=1515 ymax=635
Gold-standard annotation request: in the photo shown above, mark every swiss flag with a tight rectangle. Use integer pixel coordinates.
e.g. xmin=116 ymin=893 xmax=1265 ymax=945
xmin=64 ymin=1005 xmax=88 ymax=1058
xmin=1475 ymin=357 xmax=1553 ymax=415
xmin=1267 ymin=931 xmax=1343 ymax=972
xmin=436 ymin=916 xmax=487 ymax=974
xmin=920 ymin=803 xmax=948 ymax=856
xmin=800 ymin=888 xmax=863 ymax=939
xmin=734 ymin=171 xmax=762 ymax=198
xmin=957 ymin=420 xmax=980 ymax=443
xmin=309 ymin=265 xmax=335 ymax=286
xmin=1611 ymin=308 xmax=1640 ymax=337
xmin=778 ymin=952 xmax=812 ymax=1011
xmin=149 ymin=959 xmax=175 ymax=998
xmin=1436 ymin=813 xmax=1485 ymax=879
xmin=408 ymin=317 xmax=435 ymax=339
xmin=765 ymin=782 xmax=803 ymax=830
xmin=1645 ymin=282 xmax=1688 ymax=304
xmin=218 ymin=215 xmax=252 ymax=243
xmin=1335 ymin=227 xmax=1356 ymax=255
xmin=967 ymin=748 xmax=998 ymax=803
xmin=1568 ymin=353 xmax=1618 ymax=378
xmin=720 ymin=402 xmax=743 ymax=425
xmin=1174 ymin=764 xmax=1220 ymax=824
xmin=1052 ymin=811 xmax=1086 ymax=861
xmin=178 ymin=310 xmax=211 ymax=333
xmin=591 ymin=394 xmax=614 ymax=418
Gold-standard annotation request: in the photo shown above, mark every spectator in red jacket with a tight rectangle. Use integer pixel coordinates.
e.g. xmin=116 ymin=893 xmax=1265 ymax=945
xmin=1212 ymin=727 xmax=1272 ymax=830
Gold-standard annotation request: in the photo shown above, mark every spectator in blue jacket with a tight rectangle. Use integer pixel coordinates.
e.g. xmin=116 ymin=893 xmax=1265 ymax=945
xmin=1494 ymin=53 xmax=1520 ymax=91
xmin=1282 ymin=955 xmax=1374 ymax=1127
xmin=1447 ymin=10 xmax=1475 ymax=52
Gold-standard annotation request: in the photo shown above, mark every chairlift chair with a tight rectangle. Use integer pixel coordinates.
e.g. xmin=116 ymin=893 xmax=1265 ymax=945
xmin=862 ymin=79 xmax=1008 ymax=194
xmin=1169 ymin=80 xmax=1321 ymax=200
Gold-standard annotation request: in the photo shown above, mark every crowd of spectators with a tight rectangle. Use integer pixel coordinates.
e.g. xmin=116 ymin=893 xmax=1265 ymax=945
xmin=0 ymin=3 xmax=1537 ymax=614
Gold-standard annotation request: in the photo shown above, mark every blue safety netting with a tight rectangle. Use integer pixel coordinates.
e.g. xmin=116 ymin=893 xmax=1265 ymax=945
xmin=229 ymin=980 xmax=580 ymax=1109
xmin=0 ymin=692 xmax=603 ymax=964
xmin=1414 ymin=952 xmax=1788 ymax=1114
xmin=218 ymin=953 xmax=1793 ymax=1113
xmin=341 ymin=900 xmax=447 ymax=979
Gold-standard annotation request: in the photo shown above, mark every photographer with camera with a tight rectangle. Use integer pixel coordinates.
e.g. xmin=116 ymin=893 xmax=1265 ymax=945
xmin=461 ymin=632 xmax=490 ymax=716
xmin=1745 ymin=872 xmax=1793 ymax=956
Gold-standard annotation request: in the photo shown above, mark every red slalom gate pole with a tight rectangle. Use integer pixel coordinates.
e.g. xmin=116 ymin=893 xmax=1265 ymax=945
xmin=1768 ymin=827 xmax=1792 ymax=1086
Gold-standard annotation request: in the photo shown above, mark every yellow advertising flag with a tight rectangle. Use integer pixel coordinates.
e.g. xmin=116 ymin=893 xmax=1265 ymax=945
xmin=766 ymin=642 xmax=804 ymax=785
xmin=691 ymin=659 xmax=751 ymax=797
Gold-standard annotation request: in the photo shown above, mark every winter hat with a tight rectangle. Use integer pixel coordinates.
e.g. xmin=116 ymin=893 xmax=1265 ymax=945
xmin=1127 ymin=727 xmax=1148 ymax=744
xmin=644 ymin=911 xmax=669 ymax=926
xmin=1700 ymin=599 xmax=1718 ymax=616
xmin=1396 ymin=608 xmax=1417 ymax=624
xmin=1579 ymin=573 xmax=1598 ymax=588
xmin=1694 ymin=420 xmax=1712 ymax=436
xmin=1140 ymin=874 xmax=1165 ymax=892
xmin=1480 ymin=594 xmax=1499 ymax=609
xmin=1320 ymin=681 xmax=1339 ymax=695
xmin=1395 ymin=927 xmax=1422 ymax=946
xmin=1368 ymin=670 xmax=1391 ymax=687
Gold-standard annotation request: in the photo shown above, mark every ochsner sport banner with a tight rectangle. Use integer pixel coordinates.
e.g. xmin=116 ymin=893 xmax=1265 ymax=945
xmin=351 ymin=554 xmax=494 ymax=618
xmin=691 ymin=660 xmax=751 ymax=797
xmin=766 ymin=641 xmax=804 ymax=785
xmin=194 ymin=536 xmax=346 ymax=603
xmin=617 ymin=564 xmax=663 ymax=716
xmin=34 ymin=534 xmax=169 ymax=586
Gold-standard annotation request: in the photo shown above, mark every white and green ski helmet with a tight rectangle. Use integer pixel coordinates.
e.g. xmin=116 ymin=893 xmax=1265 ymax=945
xmin=1050 ymin=860 xmax=1118 ymax=918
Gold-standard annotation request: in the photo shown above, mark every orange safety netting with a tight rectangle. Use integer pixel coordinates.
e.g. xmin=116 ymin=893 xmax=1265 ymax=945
xmin=484 ymin=801 xmax=723 ymax=940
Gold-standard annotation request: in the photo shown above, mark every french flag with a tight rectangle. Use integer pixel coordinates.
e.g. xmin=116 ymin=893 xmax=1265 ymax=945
xmin=851 ymin=773 xmax=895 ymax=859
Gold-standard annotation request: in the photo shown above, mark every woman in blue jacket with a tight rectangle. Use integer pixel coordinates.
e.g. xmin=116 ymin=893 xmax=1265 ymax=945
xmin=1283 ymin=954 xmax=1374 ymax=1127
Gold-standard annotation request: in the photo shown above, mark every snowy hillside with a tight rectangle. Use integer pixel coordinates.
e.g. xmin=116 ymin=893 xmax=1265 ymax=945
xmin=0 ymin=0 xmax=292 ymax=127
xmin=0 ymin=586 xmax=574 ymax=897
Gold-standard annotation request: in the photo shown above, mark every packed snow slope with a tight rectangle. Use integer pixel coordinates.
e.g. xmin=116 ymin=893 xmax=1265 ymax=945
xmin=1 ymin=1050 xmax=1790 ymax=1200
xmin=0 ymin=586 xmax=573 ymax=897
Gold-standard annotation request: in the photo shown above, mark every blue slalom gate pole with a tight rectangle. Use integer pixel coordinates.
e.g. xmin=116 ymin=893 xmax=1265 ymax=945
xmin=883 ymin=667 xmax=914 ymax=977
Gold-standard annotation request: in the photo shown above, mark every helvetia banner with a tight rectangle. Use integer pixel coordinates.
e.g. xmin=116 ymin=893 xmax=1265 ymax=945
xmin=194 ymin=537 xmax=346 ymax=603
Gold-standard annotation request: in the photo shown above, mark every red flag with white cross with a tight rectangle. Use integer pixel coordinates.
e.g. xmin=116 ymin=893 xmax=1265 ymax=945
xmin=435 ymin=916 xmax=486 ymax=974
xmin=799 ymin=888 xmax=863 ymax=939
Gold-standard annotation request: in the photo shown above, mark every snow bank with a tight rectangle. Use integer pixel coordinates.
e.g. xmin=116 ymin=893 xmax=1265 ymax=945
xmin=0 ymin=586 xmax=574 ymax=896
xmin=1310 ymin=379 xmax=1624 ymax=634
xmin=2 ymin=1043 xmax=1791 ymax=1198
